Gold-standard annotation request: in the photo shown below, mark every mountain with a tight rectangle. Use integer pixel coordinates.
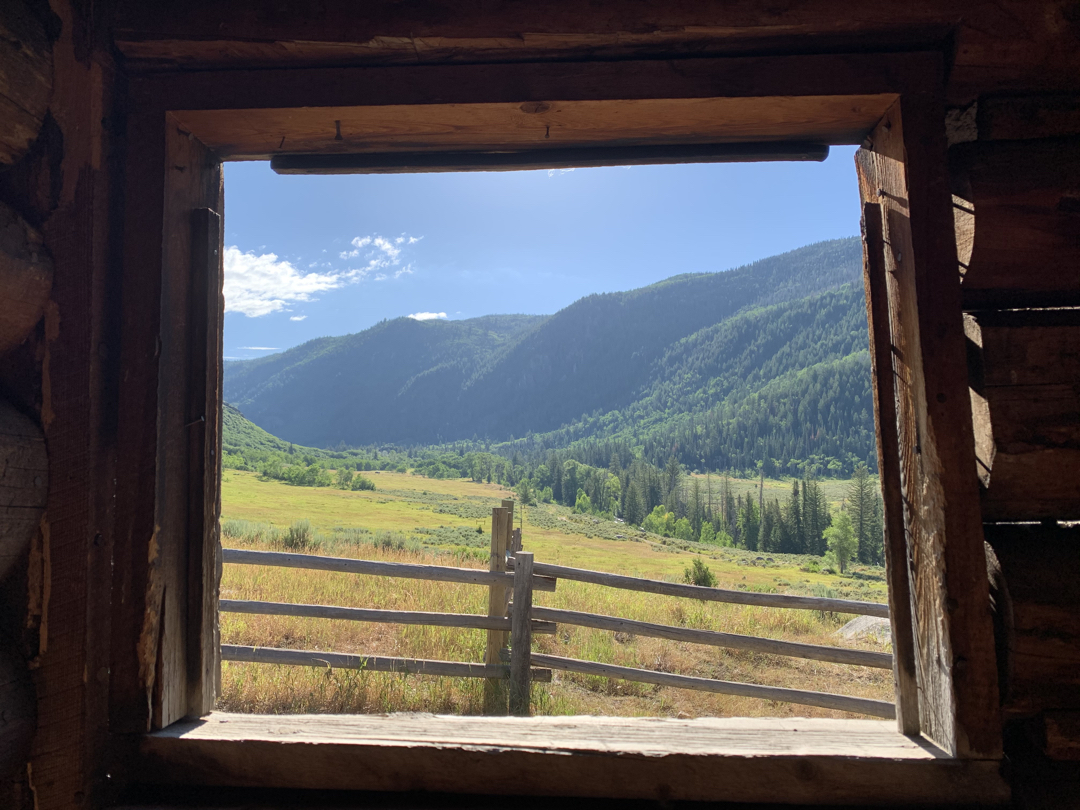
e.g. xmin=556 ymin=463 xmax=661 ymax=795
xmin=224 ymin=237 xmax=873 ymax=474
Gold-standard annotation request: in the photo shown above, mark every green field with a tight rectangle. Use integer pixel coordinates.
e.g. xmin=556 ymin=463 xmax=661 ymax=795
xmin=217 ymin=470 xmax=892 ymax=719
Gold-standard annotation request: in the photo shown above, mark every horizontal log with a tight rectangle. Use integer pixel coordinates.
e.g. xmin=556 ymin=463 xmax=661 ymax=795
xmin=220 ymin=599 xmax=556 ymax=634
xmin=221 ymin=644 xmax=552 ymax=682
xmin=272 ymin=142 xmax=829 ymax=174
xmin=529 ymin=653 xmax=895 ymax=719
xmin=222 ymin=547 xmax=556 ymax=591
xmin=0 ymin=201 xmax=53 ymax=354
xmin=0 ymin=398 xmax=47 ymax=583
xmin=0 ymin=1 xmax=52 ymax=166
xmin=522 ymin=606 xmax=892 ymax=669
xmin=509 ymin=558 xmax=888 ymax=617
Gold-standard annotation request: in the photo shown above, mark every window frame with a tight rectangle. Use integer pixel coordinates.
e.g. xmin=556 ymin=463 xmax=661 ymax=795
xmin=111 ymin=49 xmax=1004 ymax=804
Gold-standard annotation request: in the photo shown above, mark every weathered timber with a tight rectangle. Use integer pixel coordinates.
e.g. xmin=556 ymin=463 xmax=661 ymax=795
xmin=984 ymin=524 xmax=1080 ymax=720
xmin=271 ymin=142 xmax=828 ymax=174
xmin=508 ymin=558 xmax=887 ymax=616
xmin=219 ymin=599 xmax=556 ymax=634
xmin=529 ymin=653 xmax=895 ymax=719
xmin=0 ymin=1 xmax=52 ymax=166
xmin=137 ymin=712 xmax=1008 ymax=805
xmin=484 ymin=507 xmax=511 ymax=714
xmin=950 ymin=138 xmax=1080 ymax=308
xmin=0 ymin=650 xmax=35 ymax=780
xmin=509 ymin=551 xmax=534 ymax=716
xmin=969 ymin=311 xmax=1080 ymax=520
xmin=523 ymin=606 xmax=891 ymax=669
xmin=1044 ymin=711 xmax=1080 ymax=761
xmin=221 ymin=547 xmax=556 ymax=591
xmin=861 ymin=200 xmax=921 ymax=733
xmin=220 ymin=645 xmax=551 ymax=683
xmin=0 ymin=399 xmax=47 ymax=583
xmin=858 ymin=92 xmax=1001 ymax=757
xmin=978 ymin=95 xmax=1080 ymax=142
xmin=0 ymin=201 xmax=53 ymax=354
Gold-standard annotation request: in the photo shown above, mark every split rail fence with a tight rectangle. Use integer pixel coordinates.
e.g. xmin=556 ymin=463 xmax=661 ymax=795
xmin=220 ymin=500 xmax=896 ymax=719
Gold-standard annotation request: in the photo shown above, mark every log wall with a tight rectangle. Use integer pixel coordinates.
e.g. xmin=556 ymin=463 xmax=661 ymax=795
xmin=0 ymin=0 xmax=1078 ymax=807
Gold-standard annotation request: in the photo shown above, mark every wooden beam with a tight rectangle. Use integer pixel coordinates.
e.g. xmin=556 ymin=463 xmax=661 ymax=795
xmin=524 ymin=606 xmax=891 ymax=669
xmin=484 ymin=507 xmax=511 ymax=714
xmin=271 ymin=142 xmax=828 ymax=174
xmin=509 ymin=551 xmax=535 ymax=716
xmin=510 ymin=558 xmax=888 ymax=616
xmin=136 ymin=713 xmax=1010 ymax=805
xmin=219 ymin=599 xmax=556 ymax=634
xmin=220 ymin=645 xmax=552 ymax=683
xmin=221 ymin=547 xmax=556 ymax=591
xmin=860 ymin=200 xmax=920 ymax=733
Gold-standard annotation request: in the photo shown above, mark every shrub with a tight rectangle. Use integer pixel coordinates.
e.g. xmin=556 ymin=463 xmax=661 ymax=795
xmin=282 ymin=519 xmax=312 ymax=550
xmin=350 ymin=474 xmax=376 ymax=491
xmin=683 ymin=558 xmax=717 ymax=588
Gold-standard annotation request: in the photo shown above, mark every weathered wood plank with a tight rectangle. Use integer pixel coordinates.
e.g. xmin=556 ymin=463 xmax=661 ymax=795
xmin=0 ymin=201 xmax=53 ymax=354
xmin=219 ymin=599 xmax=556 ymax=634
xmin=510 ymin=558 xmax=888 ymax=616
xmin=0 ymin=0 xmax=52 ymax=166
xmin=221 ymin=547 xmax=556 ymax=591
xmin=524 ymin=606 xmax=891 ymax=669
xmin=0 ymin=399 xmax=47 ymax=583
xmin=978 ymin=95 xmax=1080 ymax=141
xmin=484 ymin=507 xmax=511 ymax=713
xmin=136 ymin=712 xmax=1010 ymax=805
xmin=220 ymin=645 xmax=552 ymax=683
xmin=530 ymin=654 xmax=895 ymax=719
xmin=271 ymin=142 xmax=828 ymax=174
xmin=861 ymin=199 xmax=921 ymax=733
xmin=509 ymin=551 xmax=534 ymax=716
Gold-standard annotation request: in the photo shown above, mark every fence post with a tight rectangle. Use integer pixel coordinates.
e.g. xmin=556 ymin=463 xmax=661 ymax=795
xmin=509 ymin=551 xmax=535 ymax=716
xmin=483 ymin=506 xmax=510 ymax=714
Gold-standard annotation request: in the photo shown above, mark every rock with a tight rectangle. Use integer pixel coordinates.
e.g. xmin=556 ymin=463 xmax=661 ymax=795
xmin=835 ymin=615 xmax=891 ymax=644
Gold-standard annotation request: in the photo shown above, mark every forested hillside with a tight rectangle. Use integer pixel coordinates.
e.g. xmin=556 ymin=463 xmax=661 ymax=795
xmin=225 ymin=237 xmax=873 ymax=476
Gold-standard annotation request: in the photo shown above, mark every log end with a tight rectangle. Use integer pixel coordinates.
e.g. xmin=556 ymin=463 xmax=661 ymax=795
xmin=0 ymin=202 xmax=52 ymax=354
xmin=0 ymin=399 xmax=47 ymax=583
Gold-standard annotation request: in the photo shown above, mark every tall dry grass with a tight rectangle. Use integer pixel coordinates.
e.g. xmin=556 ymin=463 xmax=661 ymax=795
xmin=218 ymin=521 xmax=893 ymax=718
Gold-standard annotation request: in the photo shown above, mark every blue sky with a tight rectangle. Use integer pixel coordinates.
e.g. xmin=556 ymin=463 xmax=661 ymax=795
xmin=223 ymin=146 xmax=861 ymax=359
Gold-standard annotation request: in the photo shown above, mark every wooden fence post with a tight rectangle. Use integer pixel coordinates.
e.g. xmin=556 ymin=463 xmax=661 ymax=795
xmin=510 ymin=551 xmax=535 ymax=716
xmin=483 ymin=506 xmax=510 ymax=714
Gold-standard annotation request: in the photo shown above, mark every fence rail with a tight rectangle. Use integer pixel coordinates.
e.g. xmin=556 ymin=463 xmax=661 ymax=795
xmin=220 ymin=503 xmax=896 ymax=720
xmin=221 ymin=644 xmax=553 ymax=682
xmin=508 ymin=558 xmax=889 ymax=618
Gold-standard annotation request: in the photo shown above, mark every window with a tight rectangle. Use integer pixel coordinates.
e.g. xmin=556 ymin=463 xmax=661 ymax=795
xmin=117 ymin=51 xmax=1004 ymax=804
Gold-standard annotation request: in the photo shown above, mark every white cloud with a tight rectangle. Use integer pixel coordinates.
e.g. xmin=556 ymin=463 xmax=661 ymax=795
xmin=407 ymin=312 xmax=447 ymax=321
xmin=225 ymin=234 xmax=421 ymax=317
xmin=239 ymin=346 xmax=281 ymax=351
xmin=224 ymin=247 xmax=342 ymax=317
xmin=290 ymin=315 xmax=307 ymax=321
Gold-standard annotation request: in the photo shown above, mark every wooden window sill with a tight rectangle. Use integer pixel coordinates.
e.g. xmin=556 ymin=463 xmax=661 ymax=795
xmin=137 ymin=712 xmax=1008 ymax=806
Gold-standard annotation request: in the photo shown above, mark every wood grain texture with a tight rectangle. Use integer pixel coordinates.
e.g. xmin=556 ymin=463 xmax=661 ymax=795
xmin=136 ymin=713 xmax=1010 ymax=805
xmin=531 ymin=654 xmax=895 ymax=718
xmin=0 ymin=650 xmax=35 ymax=780
xmin=984 ymin=524 xmax=1080 ymax=721
xmin=222 ymin=547 xmax=555 ymax=591
xmin=220 ymin=645 xmax=552 ymax=683
xmin=509 ymin=551 xmax=534 ymax=715
xmin=510 ymin=558 xmax=888 ymax=616
xmin=220 ymin=599 xmax=556 ymax=634
xmin=971 ymin=313 xmax=1080 ymax=520
xmin=858 ymin=90 xmax=1001 ymax=758
xmin=0 ymin=201 xmax=53 ymax=353
xmin=525 ymin=606 xmax=891 ymax=669
xmin=861 ymin=199 xmax=920 ymax=734
xmin=950 ymin=137 xmax=1080 ymax=308
xmin=0 ymin=399 xmax=47 ymax=583
xmin=0 ymin=0 xmax=52 ymax=166
xmin=978 ymin=95 xmax=1080 ymax=142
xmin=484 ymin=507 xmax=510 ymax=713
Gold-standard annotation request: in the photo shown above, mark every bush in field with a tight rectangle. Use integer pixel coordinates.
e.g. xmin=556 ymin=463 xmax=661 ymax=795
xmin=336 ymin=468 xmax=354 ymax=489
xmin=699 ymin=521 xmax=716 ymax=544
xmin=674 ymin=517 xmax=694 ymax=542
xmin=683 ymin=558 xmax=717 ymax=588
xmin=574 ymin=488 xmax=592 ymax=514
xmin=350 ymin=474 xmax=376 ymax=491
xmin=283 ymin=519 xmax=312 ymax=550
xmin=824 ymin=511 xmax=857 ymax=574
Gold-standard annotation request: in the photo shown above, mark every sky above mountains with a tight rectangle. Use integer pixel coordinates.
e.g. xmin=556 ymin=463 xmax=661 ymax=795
xmin=223 ymin=146 xmax=861 ymax=360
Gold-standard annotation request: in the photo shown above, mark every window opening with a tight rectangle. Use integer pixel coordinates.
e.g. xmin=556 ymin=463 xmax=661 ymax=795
xmin=215 ymin=151 xmax=897 ymax=721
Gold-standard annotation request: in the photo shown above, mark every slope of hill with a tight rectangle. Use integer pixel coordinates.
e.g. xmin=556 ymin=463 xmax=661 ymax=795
xmin=224 ymin=237 xmax=871 ymax=471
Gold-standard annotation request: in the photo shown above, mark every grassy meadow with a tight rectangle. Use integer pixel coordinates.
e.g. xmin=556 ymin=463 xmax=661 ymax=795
xmin=218 ymin=469 xmax=893 ymax=718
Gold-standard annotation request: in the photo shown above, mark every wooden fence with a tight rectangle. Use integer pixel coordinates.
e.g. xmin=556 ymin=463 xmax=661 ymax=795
xmin=220 ymin=500 xmax=896 ymax=719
